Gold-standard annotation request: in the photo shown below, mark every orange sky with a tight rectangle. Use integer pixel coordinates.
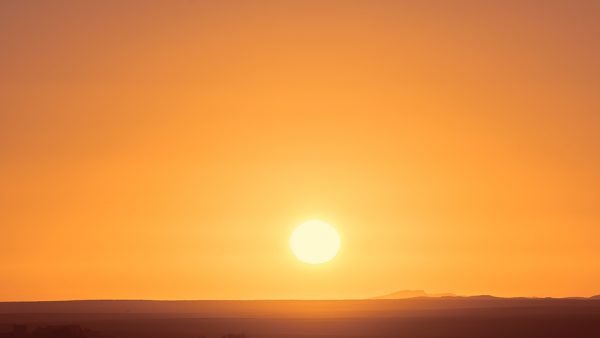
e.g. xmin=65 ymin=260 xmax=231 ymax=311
xmin=1 ymin=1 xmax=599 ymax=301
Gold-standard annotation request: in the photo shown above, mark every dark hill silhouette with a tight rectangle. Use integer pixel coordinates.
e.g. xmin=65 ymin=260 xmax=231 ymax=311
xmin=2 ymin=298 xmax=600 ymax=337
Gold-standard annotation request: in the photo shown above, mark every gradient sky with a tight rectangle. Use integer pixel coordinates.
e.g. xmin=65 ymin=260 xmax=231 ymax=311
xmin=1 ymin=1 xmax=599 ymax=301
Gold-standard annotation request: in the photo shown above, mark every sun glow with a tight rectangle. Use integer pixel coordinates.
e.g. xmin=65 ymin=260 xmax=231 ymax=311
xmin=290 ymin=220 xmax=341 ymax=264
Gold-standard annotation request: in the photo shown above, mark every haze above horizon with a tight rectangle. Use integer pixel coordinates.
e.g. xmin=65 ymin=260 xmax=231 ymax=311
xmin=1 ymin=1 xmax=599 ymax=301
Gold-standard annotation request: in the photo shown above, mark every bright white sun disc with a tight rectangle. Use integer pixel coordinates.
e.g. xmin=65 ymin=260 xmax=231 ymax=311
xmin=290 ymin=220 xmax=340 ymax=264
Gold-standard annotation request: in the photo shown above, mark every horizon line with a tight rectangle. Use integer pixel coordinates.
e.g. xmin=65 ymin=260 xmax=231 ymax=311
xmin=2 ymin=295 xmax=599 ymax=303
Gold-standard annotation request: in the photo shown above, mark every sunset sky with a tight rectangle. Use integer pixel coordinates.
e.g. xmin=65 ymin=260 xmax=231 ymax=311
xmin=1 ymin=1 xmax=599 ymax=301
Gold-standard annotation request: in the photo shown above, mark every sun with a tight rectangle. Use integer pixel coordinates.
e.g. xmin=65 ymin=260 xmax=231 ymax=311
xmin=290 ymin=220 xmax=341 ymax=264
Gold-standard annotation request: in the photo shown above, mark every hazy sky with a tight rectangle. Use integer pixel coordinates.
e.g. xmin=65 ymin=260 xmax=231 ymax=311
xmin=1 ymin=1 xmax=599 ymax=301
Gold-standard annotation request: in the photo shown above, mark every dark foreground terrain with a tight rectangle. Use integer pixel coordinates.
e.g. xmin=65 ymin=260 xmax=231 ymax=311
xmin=1 ymin=298 xmax=600 ymax=338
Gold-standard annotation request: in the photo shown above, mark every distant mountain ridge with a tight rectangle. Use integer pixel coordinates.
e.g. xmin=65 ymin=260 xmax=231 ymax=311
xmin=372 ymin=290 xmax=456 ymax=299
xmin=372 ymin=290 xmax=600 ymax=300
